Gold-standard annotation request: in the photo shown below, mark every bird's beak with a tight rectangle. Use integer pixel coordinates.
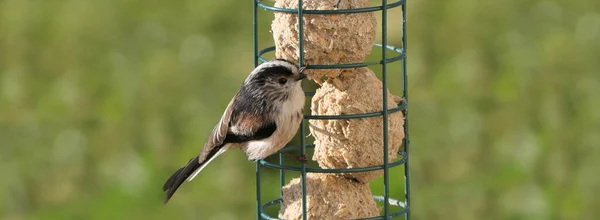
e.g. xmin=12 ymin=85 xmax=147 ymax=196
xmin=296 ymin=66 xmax=308 ymax=81
xmin=296 ymin=72 xmax=307 ymax=81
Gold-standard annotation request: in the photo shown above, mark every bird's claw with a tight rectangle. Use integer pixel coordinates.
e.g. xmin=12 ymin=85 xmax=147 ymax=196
xmin=282 ymin=152 xmax=308 ymax=163
xmin=334 ymin=0 xmax=343 ymax=9
xmin=294 ymin=155 xmax=308 ymax=163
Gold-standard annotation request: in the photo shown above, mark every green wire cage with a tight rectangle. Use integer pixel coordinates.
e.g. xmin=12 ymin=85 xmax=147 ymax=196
xmin=253 ymin=0 xmax=409 ymax=219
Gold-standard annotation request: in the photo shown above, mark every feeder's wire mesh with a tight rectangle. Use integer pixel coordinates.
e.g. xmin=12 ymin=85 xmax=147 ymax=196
xmin=253 ymin=0 xmax=409 ymax=219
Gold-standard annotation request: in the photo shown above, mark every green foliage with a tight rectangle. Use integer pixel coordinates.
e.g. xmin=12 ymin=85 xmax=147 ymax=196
xmin=1 ymin=0 xmax=599 ymax=219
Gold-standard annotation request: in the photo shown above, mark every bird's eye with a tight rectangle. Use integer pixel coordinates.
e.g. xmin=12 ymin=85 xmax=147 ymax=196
xmin=278 ymin=78 xmax=287 ymax=84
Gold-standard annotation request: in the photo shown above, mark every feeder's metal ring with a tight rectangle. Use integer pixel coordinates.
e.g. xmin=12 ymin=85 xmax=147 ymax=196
xmin=304 ymin=98 xmax=406 ymax=120
xmin=258 ymin=44 xmax=404 ymax=70
xmin=259 ymin=196 xmax=409 ymax=220
xmin=259 ymin=149 xmax=407 ymax=173
xmin=275 ymin=144 xmax=404 ymax=154
xmin=256 ymin=0 xmax=404 ymax=14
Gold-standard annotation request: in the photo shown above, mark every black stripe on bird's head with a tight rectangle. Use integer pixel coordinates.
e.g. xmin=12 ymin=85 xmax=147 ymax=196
xmin=246 ymin=59 xmax=307 ymax=86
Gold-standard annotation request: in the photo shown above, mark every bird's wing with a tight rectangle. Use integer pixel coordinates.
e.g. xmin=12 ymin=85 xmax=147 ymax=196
xmin=197 ymin=93 xmax=238 ymax=163
xmin=197 ymin=93 xmax=278 ymax=163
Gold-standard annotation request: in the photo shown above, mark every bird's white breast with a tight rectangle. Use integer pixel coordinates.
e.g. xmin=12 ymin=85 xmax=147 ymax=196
xmin=242 ymin=85 xmax=305 ymax=160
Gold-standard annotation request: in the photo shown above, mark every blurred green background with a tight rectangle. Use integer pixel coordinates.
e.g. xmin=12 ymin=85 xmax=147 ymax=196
xmin=1 ymin=0 xmax=599 ymax=219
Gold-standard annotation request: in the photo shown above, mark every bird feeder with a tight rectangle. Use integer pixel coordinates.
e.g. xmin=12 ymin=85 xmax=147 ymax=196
xmin=253 ymin=0 xmax=410 ymax=219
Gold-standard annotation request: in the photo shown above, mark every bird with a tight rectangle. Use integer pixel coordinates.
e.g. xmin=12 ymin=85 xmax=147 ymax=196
xmin=162 ymin=59 xmax=307 ymax=203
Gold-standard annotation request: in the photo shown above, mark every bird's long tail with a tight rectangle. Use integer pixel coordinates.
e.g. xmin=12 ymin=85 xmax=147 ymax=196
xmin=162 ymin=146 xmax=227 ymax=204
xmin=162 ymin=156 xmax=200 ymax=203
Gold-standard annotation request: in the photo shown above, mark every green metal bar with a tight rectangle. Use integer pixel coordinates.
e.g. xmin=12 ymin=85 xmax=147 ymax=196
xmin=256 ymin=165 xmax=262 ymax=220
xmin=257 ymin=45 xmax=404 ymax=69
xmin=260 ymin=199 xmax=283 ymax=220
xmin=279 ymin=153 xmax=285 ymax=211
xmin=260 ymin=150 xmax=407 ymax=173
xmin=256 ymin=0 xmax=404 ymax=14
xmin=304 ymin=101 xmax=405 ymax=120
xmin=381 ymin=0 xmax=390 ymax=218
xmin=296 ymin=0 xmax=307 ymax=219
xmin=253 ymin=0 xmax=261 ymax=219
xmin=402 ymin=1 xmax=411 ymax=220
xmin=253 ymin=0 xmax=259 ymax=67
xmin=260 ymin=196 xmax=409 ymax=220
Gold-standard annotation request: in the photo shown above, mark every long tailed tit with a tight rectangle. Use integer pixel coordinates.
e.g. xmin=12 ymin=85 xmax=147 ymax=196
xmin=162 ymin=59 xmax=307 ymax=203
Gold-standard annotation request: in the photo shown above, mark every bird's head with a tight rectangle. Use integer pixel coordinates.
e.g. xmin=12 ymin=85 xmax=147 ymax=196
xmin=244 ymin=59 xmax=307 ymax=96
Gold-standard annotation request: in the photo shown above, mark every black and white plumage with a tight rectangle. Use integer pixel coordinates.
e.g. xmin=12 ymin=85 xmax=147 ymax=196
xmin=162 ymin=59 xmax=306 ymax=203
